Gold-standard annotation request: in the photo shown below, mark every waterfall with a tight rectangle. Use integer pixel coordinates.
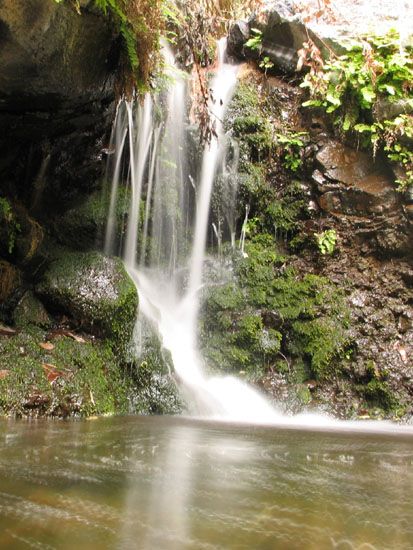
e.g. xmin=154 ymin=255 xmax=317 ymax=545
xmin=105 ymin=42 xmax=281 ymax=423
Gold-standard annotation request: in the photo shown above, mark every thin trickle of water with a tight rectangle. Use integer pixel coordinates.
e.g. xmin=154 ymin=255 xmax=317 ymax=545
xmin=124 ymin=96 xmax=153 ymax=267
xmin=104 ymin=103 xmax=128 ymax=256
xmin=239 ymin=204 xmax=250 ymax=257
xmin=187 ymin=39 xmax=238 ymax=302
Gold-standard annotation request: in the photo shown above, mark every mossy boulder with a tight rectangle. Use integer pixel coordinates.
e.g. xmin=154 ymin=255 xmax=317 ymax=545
xmin=128 ymin=317 xmax=184 ymax=415
xmin=200 ymin=235 xmax=351 ymax=382
xmin=36 ymin=250 xmax=138 ymax=351
xmin=52 ymin=187 xmax=130 ymax=251
xmin=13 ymin=291 xmax=51 ymax=329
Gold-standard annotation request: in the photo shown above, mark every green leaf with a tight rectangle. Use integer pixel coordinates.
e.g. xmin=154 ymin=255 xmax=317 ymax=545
xmin=354 ymin=123 xmax=373 ymax=133
xmin=383 ymin=84 xmax=396 ymax=95
xmin=326 ymin=93 xmax=341 ymax=106
xmin=360 ymin=87 xmax=376 ymax=104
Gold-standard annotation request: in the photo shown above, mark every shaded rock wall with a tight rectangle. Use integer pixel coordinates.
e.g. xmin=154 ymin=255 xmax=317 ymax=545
xmin=0 ymin=0 xmax=119 ymax=213
xmin=0 ymin=0 xmax=122 ymax=316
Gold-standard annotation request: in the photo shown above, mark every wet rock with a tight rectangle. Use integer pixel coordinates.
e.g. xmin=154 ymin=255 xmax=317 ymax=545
xmin=405 ymin=204 xmax=413 ymax=219
xmin=404 ymin=185 xmax=413 ymax=204
xmin=0 ymin=0 xmax=119 ymax=230
xmin=13 ymin=291 xmax=51 ymax=329
xmin=374 ymin=98 xmax=413 ymax=123
xmin=51 ymin=188 xmax=129 ymax=251
xmin=0 ymin=0 xmax=115 ymax=109
xmin=315 ymin=142 xmax=398 ymax=216
xmin=35 ymin=250 xmax=138 ymax=350
xmin=317 ymin=142 xmax=377 ymax=185
xmin=398 ymin=313 xmax=413 ymax=334
xmin=374 ymin=224 xmax=412 ymax=257
xmin=0 ymin=201 xmax=45 ymax=267
xmin=227 ymin=21 xmax=250 ymax=59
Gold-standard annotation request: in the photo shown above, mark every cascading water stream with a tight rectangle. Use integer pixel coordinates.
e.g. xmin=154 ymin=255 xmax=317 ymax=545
xmin=104 ymin=41 xmax=283 ymax=422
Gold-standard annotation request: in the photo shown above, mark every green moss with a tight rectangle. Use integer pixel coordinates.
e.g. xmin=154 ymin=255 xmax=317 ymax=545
xmin=53 ymin=186 xmax=130 ymax=250
xmin=0 ymin=326 xmax=129 ymax=417
xmin=13 ymin=292 xmax=51 ymax=329
xmin=290 ymin=318 xmax=349 ymax=379
xmin=0 ymin=197 xmax=21 ymax=255
xmin=127 ymin=320 xmax=184 ymax=415
xmin=200 ymin=235 xmax=351 ymax=382
xmin=357 ymin=379 xmax=398 ymax=412
xmin=36 ymin=250 xmax=138 ymax=355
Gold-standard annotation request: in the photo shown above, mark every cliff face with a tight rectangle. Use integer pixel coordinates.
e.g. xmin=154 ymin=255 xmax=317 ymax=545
xmin=0 ymin=0 xmax=118 ymax=212
xmin=213 ymin=6 xmax=413 ymax=420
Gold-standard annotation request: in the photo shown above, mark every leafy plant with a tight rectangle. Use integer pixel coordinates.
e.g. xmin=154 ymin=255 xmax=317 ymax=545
xmin=259 ymin=55 xmax=274 ymax=75
xmin=246 ymin=28 xmax=275 ymax=76
xmin=275 ymin=131 xmax=307 ymax=172
xmin=300 ymin=29 xmax=413 ymax=189
xmin=314 ymin=229 xmax=337 ymax=255
xmin=245 ymin=28 xmax=263 ymax=52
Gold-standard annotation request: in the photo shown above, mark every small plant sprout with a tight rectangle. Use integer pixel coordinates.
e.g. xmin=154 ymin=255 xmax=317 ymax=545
xmin=314 ymin=229 xmax=337 ymax=255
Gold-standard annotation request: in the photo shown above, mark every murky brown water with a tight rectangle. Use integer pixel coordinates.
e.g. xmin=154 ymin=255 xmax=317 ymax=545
xmin=0 ymin=416 xmax=412 ymax=549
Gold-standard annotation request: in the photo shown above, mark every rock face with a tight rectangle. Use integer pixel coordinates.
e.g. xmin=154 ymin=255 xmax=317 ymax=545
xmin=0 ymin=0 xmax=119 ymax=212
xmin=313 ymin=141 xmax=412 ymax=257
xmin=227 ymin=5 xmax=337 ymax=74
xmin=36 ymin=251 xmax=138 ymax=349
xmin=0 ymin=0 xmax=121 ymax=318
xmin=0 ymin=0 xmax=115 ymax=106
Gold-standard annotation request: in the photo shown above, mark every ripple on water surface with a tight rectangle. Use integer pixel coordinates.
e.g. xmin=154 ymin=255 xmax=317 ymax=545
xmin=0 ymin=416 xmax=412 ymax=549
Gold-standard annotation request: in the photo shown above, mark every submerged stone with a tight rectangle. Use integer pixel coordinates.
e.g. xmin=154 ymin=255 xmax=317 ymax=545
xmin=36 ymin=250 xmax=138 ymax=350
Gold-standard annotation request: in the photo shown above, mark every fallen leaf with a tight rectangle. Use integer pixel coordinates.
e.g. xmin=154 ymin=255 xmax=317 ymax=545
xmin=46 ymin=329 xmax=87 ymax=343
xmin=0 ymin=370 xmax=10 ymax=380
xmin=39 ymin=342 xmax=54 ymax=351
xmin=66 ymin=331 xmax=86 ymax=344
xmin=42 ymin=363 xmax=63 ymax=383
xmin=0 ymin=325 xmax=17 ymax=336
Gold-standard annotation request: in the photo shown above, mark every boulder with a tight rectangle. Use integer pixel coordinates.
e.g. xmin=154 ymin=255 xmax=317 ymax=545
xmin=0 ymin=0 xmax=116 ymax=110
xmin=227 ymin=21 xmax=250 ymax=59
xmin=315 ymin=142 xmax=398 ymax=216
xmin=51 ymin=187 xmax=129 ymax=251
xmin=13 ymin=291 xmax=51 ymax=329
xmin=229 ymin=5 xmax=341 ymax=73
xmin=36 ymin=250 xmax=138 ymax=349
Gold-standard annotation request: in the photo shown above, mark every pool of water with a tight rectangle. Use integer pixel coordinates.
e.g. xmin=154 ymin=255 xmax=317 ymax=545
xmin=0 ymin=416 xmax=412 ymax=549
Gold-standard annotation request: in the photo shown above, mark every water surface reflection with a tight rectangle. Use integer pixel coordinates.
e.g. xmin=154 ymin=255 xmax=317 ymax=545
xmin=0 ymin=416 xmax=412 ymax=549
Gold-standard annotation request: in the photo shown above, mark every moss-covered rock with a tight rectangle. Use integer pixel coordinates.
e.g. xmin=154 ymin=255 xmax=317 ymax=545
xmin=13 ymin=291 xmax=51 ymax=329
xmin=200 ymin=234 xmax=351 ymax=382
xmin=128 ymin=317 xmax=184 ymax=415
xmin=36 ymin=250 xmax=138 ymax=352
xmin=52 ymin=187 xmax=130 ymax=251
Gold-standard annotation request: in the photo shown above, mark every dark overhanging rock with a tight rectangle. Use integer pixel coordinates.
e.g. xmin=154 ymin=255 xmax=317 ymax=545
xmin=0 ymin=0 xmax=117 ymax=108
xmin=0 ymin=0 xmax=120 ymax=212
